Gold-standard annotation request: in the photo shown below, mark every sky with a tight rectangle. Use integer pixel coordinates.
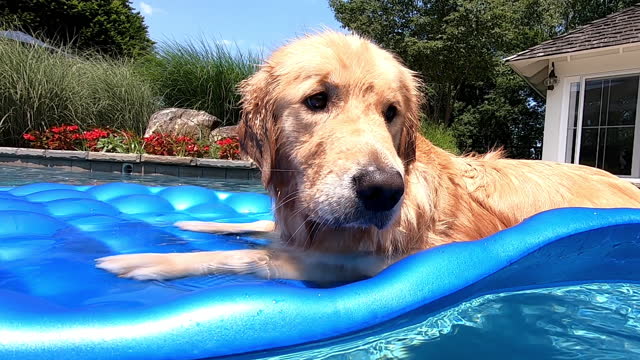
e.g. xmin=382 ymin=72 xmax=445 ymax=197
xmin=132 ymin=0 xmax=346 ymax=55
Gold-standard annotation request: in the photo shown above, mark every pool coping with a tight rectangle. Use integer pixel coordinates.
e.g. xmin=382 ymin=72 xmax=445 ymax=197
xmin=0 ymin=147 xmax=260 ymax=180
xmin=3 ymin=146 xmax=638 ymax=188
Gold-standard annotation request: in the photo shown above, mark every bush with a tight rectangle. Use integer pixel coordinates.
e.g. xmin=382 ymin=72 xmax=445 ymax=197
xmin=420 ymin=121 xmax=460 ymax=155
xmin=0 ymin=37 xmax=158 ymax=146
xmin=1 ymin=0 xmax=154 ymax=59
xmin=137 ymin=37 xmax=261 ymax=126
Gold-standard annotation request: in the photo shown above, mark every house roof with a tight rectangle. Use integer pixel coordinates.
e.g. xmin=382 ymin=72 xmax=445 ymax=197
xmin=507 ymin=4 xmax=640 ymax=62
xmin=505 ymin=4 xmax=640 ymax=97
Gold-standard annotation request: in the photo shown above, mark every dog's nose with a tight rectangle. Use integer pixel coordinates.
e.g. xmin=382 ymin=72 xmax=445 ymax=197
xmin=353 ymin=168 xmax=404 ymax=212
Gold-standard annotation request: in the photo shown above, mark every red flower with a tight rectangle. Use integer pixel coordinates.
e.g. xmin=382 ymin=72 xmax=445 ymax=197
xmin=83 ymin=129 xmax=110 ymax=141
xmin=216 ymin=138 xmax=234 ymax=146
xmin=216 ymin=137 xmax=240 ymax=160
xmin=176 ymin=136 xmax=193 ymax=143
xmin=143 ymin=133 xmax=176 ymax=156
xmin=21 ymin=126 xmax=243 ymax=159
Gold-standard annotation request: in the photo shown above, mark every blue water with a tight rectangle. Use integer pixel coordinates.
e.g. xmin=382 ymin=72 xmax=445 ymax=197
xmin=248 ymin=283 xmax=640 ymax=360
xmin=2 ymin=165 xmax=640 ymax=359
xmin=0 ymin=165 xmax=265 ymax=192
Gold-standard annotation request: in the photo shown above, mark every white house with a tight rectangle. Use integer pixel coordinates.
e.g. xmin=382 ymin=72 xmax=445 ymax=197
xmin=506 ymin=4 xmax=640 ymax=179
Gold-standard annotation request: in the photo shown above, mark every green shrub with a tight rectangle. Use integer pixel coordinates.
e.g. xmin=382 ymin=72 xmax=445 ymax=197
xmin=420 ymin=121 xmax=460 ymax=155
xmin=0 ymin=37 xmax=158 ymax=145
xmin=1 ymin=0 xmax=154 ymax=59
xmin=137 ymin=37 xmax=261 ymax=126
xmin=96 ymin=133 xmax=145 ymax=154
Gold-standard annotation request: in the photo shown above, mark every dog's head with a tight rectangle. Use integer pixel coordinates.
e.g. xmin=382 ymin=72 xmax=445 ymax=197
xmin=238 ymin=32 xmax=422 ymax=230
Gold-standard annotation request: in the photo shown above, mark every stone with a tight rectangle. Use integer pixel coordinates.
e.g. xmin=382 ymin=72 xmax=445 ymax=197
xmin=141 ymin=154 xmax=195 ymax=165
xmin=208 ymin=125 xmax=238 ymax=141
xmin=144 ymin=108 xmax=221 ymax=140
xmin=45 ymin=150 xmax=87 ymax=160
xmin=196 ymin=158 xmax=255 ymax=169
xmin=87 ymin=152 xmax=140 ymax=162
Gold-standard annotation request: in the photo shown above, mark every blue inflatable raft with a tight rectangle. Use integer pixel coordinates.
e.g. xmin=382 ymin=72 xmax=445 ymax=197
xmin=1 ymin=182 xmax=640 ymax=359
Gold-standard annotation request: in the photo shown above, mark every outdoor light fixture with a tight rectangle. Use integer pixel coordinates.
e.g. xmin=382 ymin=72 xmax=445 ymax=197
xmin=544 ymin=62 xmax=558 ymax=91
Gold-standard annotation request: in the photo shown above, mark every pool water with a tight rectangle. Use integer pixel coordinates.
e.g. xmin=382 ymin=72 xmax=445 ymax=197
xmin=0 ymin=165 xmax=266 ymax=193
xmin=2 ymin=165 xmax=640 ymax=360
xmin=242 ymin=283 xmax=640 ymax=360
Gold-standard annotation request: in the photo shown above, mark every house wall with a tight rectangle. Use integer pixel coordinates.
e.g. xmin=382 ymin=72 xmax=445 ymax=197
xmin=542 ymin=78 xmax=566 ymax=162
xmin=542 ymin=47 xmax=640 ymax=162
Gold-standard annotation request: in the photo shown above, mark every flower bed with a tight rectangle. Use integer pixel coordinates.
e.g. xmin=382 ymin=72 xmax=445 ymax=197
xmin=22 ymin=125 xmax=241 ymax=160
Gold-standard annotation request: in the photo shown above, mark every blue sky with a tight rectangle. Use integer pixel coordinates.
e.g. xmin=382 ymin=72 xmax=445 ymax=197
xmin=132 ymin=0 xmax=345 ymax=55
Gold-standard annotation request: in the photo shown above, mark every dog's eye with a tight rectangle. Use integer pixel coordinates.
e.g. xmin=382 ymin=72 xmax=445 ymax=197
xmin=305 ymin=92 xmax=328 ymax=111
xmin=384 ymin=105 xmax=398 ymax=123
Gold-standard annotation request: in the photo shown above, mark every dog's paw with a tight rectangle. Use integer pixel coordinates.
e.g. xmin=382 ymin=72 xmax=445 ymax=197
xmin=175 ymin=220 xmax=226 ymax=233
xmin=96 ymin=253 xmax=193 ymax=280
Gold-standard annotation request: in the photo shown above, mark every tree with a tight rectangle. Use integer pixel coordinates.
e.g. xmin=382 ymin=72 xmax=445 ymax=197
xmin=453 ymin=65 xmax=545 ymax=158
xmin=329 ymin=0 xmax=558 ymax=156
xmin=0 ymin=0 xmax=153 ymax=58
xmin=559 ymin=0 xmax=638 ymax=30
xmin=330 ymin=0 xmax=507 ymax=126
xmin=329 ymin=0 xmax=638 ymax=157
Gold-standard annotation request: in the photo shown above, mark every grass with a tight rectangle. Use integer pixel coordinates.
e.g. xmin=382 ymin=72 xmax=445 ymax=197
xmin=0 ymin=38 xmax=158 ymax=145
xmin=136 ymin=37 xmax=261 ymax=126
xmin=0 ymin=32 xmax=261 ymax=147
xmin=420 ymin=121 xmax=460 ymax=155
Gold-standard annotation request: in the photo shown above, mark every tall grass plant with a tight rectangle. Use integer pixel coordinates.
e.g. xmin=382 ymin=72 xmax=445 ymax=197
xmin=137 ymin=37 xmax=261 ymax=126
xmin=0 ymin=37 xmax=158 ymax=145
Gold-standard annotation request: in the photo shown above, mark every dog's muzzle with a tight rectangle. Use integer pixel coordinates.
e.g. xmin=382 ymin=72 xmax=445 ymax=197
xmin=352 ymin=167 xmax=404 ymax=228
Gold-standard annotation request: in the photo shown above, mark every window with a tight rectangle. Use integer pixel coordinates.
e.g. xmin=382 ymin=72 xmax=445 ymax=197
xmin=566 ymin=74 xmax=640 ymax=176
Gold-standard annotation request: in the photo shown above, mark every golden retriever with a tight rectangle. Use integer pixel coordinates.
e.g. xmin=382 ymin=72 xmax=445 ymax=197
xmin=97 ymin=31 xmax=640 ymax=285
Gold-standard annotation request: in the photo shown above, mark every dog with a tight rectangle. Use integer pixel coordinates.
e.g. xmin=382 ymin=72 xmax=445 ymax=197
xmin=97 ymin=31 xmax=640 ymax=285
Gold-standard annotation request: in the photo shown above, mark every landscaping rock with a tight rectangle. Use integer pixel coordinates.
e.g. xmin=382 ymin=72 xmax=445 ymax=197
xmin=144 ymin=108 xmax=221 ymax=140
xmin=208 ymin=125 xmax=238 ymax=141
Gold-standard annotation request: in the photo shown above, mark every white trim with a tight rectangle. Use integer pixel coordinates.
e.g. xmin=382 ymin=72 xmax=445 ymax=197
xmin=559 ymin=76 xmax=580 ymax=162
xmin=625 ymin=178 xmax=640 ymax=186
xmin=573 ymin=76 xmax=586 ymax=164
xmin=633 ymin=80 xmax=640 ymax=176
xmin=506 ymin=41 xmax=640 ymax=64
xmin=579 ymin=68 xmax=640 ymax=81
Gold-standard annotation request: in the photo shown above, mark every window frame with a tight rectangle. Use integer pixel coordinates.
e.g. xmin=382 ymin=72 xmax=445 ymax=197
xmin=563 ymin=70 xmax=640 ymax=177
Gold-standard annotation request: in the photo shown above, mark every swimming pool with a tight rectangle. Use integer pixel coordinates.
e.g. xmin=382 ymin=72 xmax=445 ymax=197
xmin=248 ymin=283 xmax=640 ymax=359
xmin=2 ymin=166 xmax=639 ymax=360
xmin=0 ymin=165 xmax=265 ymax=193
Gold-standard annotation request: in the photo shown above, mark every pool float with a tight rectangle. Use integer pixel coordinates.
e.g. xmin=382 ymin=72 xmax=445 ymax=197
xmin=1 ymin=182 xmax=640 ymax=359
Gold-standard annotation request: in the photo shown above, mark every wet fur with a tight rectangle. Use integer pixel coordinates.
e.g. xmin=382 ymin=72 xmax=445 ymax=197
xmin=97 ymin=31 xmax=640 ymax=284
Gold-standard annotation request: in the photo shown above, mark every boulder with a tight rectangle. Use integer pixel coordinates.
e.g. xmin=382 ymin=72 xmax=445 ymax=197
xmin=208 ymin=125 xmax=238 ymax=141
xmin=144 ymin=108 xmax=220 ymax=140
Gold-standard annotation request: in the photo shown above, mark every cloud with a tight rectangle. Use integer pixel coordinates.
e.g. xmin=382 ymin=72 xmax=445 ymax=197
xmin=139 ymin=2 xmax=153 ymax=16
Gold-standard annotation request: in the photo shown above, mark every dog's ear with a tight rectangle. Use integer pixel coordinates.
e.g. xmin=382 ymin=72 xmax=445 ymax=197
xmin=398 ymin=71 xmax=423 ymax=168
xmin=237 ymin=66 xmax=278 ymax=185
